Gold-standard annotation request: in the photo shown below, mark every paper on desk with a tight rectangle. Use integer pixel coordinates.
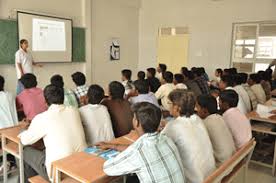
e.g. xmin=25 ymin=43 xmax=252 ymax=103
xmin=256 ymin=104 xmax=276 ymax=118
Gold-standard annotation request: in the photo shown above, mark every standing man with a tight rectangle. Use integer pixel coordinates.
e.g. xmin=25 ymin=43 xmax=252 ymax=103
xmin=15 ymin=39 xmax=41 ymax=95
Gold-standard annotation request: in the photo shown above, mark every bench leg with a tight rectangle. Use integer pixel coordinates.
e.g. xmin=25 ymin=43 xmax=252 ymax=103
xmin=19 ymin=143 xmax=24 ymax=183
xmin=243 ymin=165 xmax=248 ymax=183
xmin=2 ymin=137 xmax=7 ymax=183
xmin=272 ymin=138 xmax=276 ymax=176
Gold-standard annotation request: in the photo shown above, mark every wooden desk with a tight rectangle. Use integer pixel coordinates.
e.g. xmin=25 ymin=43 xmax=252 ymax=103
xmin=247 ymin=111 xmax=276 ymax=176
xmin=1 ymin=125 xmax=24 ymax=183
xmin=52 ymin=131 xmax=139 ymax=183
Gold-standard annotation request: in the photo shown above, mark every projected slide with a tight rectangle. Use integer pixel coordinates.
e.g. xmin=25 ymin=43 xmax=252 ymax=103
xmin=32 ymin=18 xmax=66 ymax=51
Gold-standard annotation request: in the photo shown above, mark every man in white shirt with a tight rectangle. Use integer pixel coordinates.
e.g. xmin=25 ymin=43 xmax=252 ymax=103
xmin=233 ymin=74 xmax=251 ymax=113
xmin=162 ymin=89 xmax=216 ymax=183
xmin=19 ymin=84 xmax=87 ymax=181
xmin=219 ymin=75 xmax=247 ymax=114
xmin=0 ymin=75 xmax=18 ymax=128
xmin=79 ymin=84 xmax=114 ymax=146
xmin=15 ymin=39 xmax=41 ymax=95
xmin=129 ymin=80 xmax=159 ymax=107
xmin=248 ymin=73 xmax=267 ymax=104
xmin=155 ymin=71 xmax=176 ymax=111
xmin=174 ymin=73 xmax=188 ymax=89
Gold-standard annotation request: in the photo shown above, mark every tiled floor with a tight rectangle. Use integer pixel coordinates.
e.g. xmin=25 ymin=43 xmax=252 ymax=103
xmin=6 ymin=163 xmax=276 ymax=183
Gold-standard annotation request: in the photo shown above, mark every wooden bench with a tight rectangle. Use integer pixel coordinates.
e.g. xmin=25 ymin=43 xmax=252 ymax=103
xmin=29 ymin=175 xmax=80 ymax=183
xmin=203 ymin=139 xmax=256 ymax=183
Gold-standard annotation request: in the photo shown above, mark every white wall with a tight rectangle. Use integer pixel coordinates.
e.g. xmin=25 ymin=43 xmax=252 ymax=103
xmin=139 ymin=0 xmax=276 ymax=79
xmin=0 ymin=0 xmax=87 ymax=94
xmin=91 ymin=0 xmax=140 ymax=90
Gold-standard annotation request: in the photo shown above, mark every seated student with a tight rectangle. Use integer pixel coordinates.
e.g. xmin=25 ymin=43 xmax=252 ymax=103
xmin=16 ymin=73 xmax=47 ymax=121
xmin=240 ymin=73 xmax=258 ymax=110
xmin=259 ymin=70 xmax=272 ymax=101
xmin=50 ymin=74 xmax=78 ymax=108
xmin=233 ymin=74 xmax=251 ymax=113
xmin=79 ymin=85 xmax=114 ymax=146
xmin=136 ymin=71 xmax=146 ymax=81
xmin=121 ymin=69 xmax=134 ymax=95
xmin=101 ymin=81 xmax=133 ymax=137
xmin=162 ymin=89 xmax=215 ymax=183
xmin=0 ymin=75 xmax=18 ymax=128
xmin=196 ymin=95 xmax=236 ymax=167
xmin=183 ymin=70 xmax=202 ymax=97
xmin=174 ymin=73 xmax=187 ymax=89
xmin=193 ymin=68 xmax=210 ymax=94
xmin=146 ymin=68 xmax=161 ymax=93
xmin=156 ymin=63 xmax=167 ymax=81
xmin=199 ymin=67 xmax=209 ymax=81
xmin=71 ymin=72 xmax=89 ymax=105
xmin=155 ymin=71 xmax=176 ymax=111
xmin=219 ymin=75 xmax=247 ymax=114
xmin=100 ymin=102 xmax=185 ymax=183
xmin=248 ymin=73 xmax=266 ymax=104
xmin=19 ymin=84 xmax=87 ymax=181
xmin=219 ymin=90 xmax=252 ymax=149
xmin=215 ymin=68 xmax=223 ymax=83
xmin=129 ymin=80 xmax=159 ymax=107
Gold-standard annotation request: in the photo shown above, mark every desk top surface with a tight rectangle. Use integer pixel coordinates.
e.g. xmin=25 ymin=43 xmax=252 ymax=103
xmin=0 ymin=126 xmax=22 ymax=143
xmin=52 ymin=131 xmax=139 ymax=183
xmin=247 ymin=111 xmax=276 ymax=125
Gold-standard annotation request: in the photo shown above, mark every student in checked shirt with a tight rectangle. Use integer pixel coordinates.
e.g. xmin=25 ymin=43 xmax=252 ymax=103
xmin=97 ymin=102 xmax=185 ymax=183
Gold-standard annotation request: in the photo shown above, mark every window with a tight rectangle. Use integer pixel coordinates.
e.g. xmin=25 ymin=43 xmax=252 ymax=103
xmin=231 ymin=22 xmax=276 ymax=73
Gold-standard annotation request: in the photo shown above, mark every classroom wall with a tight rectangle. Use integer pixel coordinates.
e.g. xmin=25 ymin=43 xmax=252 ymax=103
xmin=91 ymin=0 xmax=140 ymax=89
xmin=0 ymin=0 xmax=87 ymax=94
xmin=138 ymin=0 xmax=276 ymax=79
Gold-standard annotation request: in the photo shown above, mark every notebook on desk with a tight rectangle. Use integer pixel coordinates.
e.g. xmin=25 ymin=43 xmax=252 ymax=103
xmin=84 ymin=147 xmax=119 ymax=160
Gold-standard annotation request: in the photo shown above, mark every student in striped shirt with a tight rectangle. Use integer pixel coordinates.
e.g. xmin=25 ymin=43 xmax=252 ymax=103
xmin=98 ymin=102 xmax=185 ymax=183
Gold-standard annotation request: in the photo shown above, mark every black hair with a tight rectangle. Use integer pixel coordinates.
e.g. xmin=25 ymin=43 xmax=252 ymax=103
xmin=184 ymin=70 xmax=195 ymax=80
xmin=216 ymin=68 xmax=223 ymax=76
xmin=44 ymin=84 xmax=64 ymax=106
xmin=230 ymin=68 xmax=238 ymax=75
xmin=137 ymin=71 xmax=146 ymax=80
xmin=219 ymin=89 xmax=239 ymax=108
xmin=220 ymin=75 xmax=234 ymax=87
xmin=163 ymin=71 xmax=173 ymax=83
xmin=109 ymin=81 xmax=125 ymax=99
xmin=50 ymin=75 xmax=64 ymax=88
xmin=239 ymin=73 xmax=248 ymax=84
xmin=87 ymin=85 xmax=105 ymax=104
xmin=181 ymin=67 xmax=189 ymax=75
xmin=147 ymin=68 xmax=156 ymax=77
xmin=197 ymin=95 xmax=218 ymax=114
xmin=168 ymin=89 xmax=195 ymax=117
xmin=249 ymin=73 xmax=261 ymax=84
xmin=0 ymin=75 xmax=4 ymax=91
xmin=121 ymin=69 xmax=132 ymax=80
xmin=233 ymin=74 xmax=243 ymax=85
xmin=174 ymin=74 xmax=184 ymax=84
xmin=159 ymin=64 xmax=167 ymax=73
xmin=134 ymin=80 xmax=149 ymax=94
xmin=20 ymin=73 xmax=37 ymax=89
xmin=20 ymin=39 xmax=28 ymax=46
xmin=223 ymin=69 xmax=231 ymax=76
xmin=193 ymin=68 xmax=203 ymax=77
xmin=132 ymin=102 xmax=161 ymax=133
xmin=71 ymin=72 xmax=86 ymax=86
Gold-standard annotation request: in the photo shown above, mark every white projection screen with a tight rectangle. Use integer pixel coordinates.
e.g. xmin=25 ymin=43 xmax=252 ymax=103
xmin=17 ymin=12 xmax=72 ymax=62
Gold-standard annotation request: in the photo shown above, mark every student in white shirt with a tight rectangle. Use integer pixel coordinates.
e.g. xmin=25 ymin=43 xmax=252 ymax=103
xmin=129 ymin=80 xmax=159 ymax=107
xmin=156 ymin=63 xmax=167 ymax=81
xmin=79 ymin=84 xmax=114 ymax=146
xmin=155 ymin=71 xmax=176 ymax=111
xmin=15 ymin=39 xmax=42 ymax=95
xmin=174 ymin=73 xmax=188 ymax=89
xmin=233 ymin=74 xmax=251 ymax=113
xmin=196 ymin=94 xmax=236 ymax=167
xmin=0 ymin=75 xmax=18 ymax=128
xmin=19 ymin=84 xmax=87 ymax=181
xmin=121 ymin=69 xmax=134 ymax=95
xmin=248 ymin=73 xmax=267 ymax=104
xmin=162 ymin=89 xmax=216 ymax=183
xmin=219 ymin=75 xmax=247 ymax=114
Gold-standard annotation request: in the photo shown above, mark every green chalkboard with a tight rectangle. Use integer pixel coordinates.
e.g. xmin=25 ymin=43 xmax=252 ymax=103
xmin=0 ymin=19 xmax=86 ymax=64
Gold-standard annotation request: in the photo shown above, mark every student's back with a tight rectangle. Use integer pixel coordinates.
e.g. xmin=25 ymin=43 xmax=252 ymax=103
xmin=16 ymin=87 xmax=47 ymax=120
xmin=102 ymin=99 xmax=133 ymax=137
xmin=162 ymin=115 xmax=215 ymax=183
xmin=79 ymin=104 xmax=114 ymax=145
xmin=0 ymin=91 xmax=18 ymax=128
